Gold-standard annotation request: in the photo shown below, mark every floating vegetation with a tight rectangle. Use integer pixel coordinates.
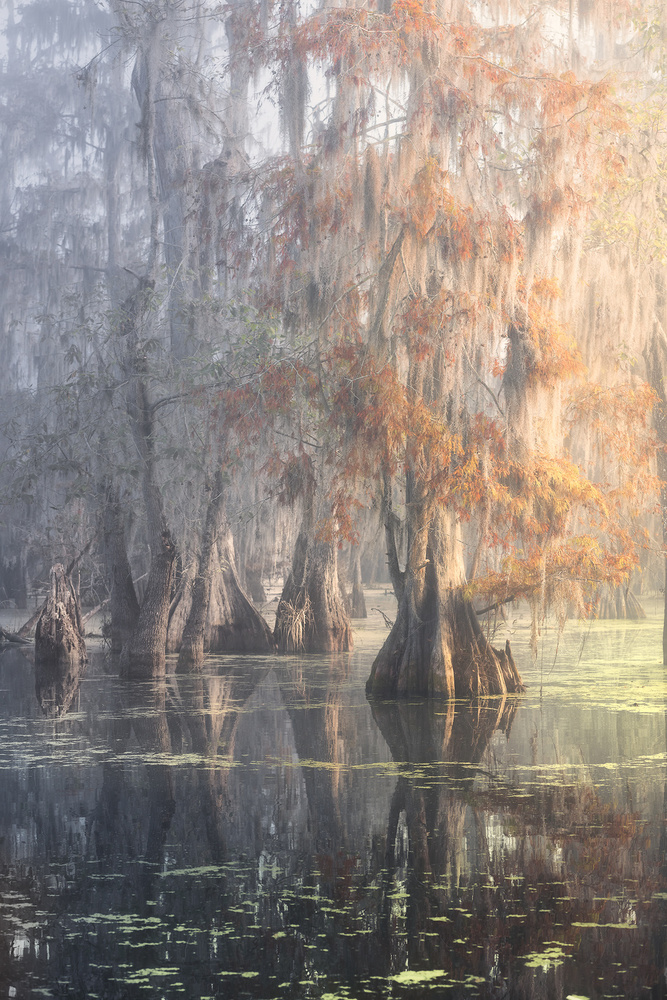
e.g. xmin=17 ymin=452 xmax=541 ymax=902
xmin=2 ymin=611 xmax=667 ymax=999
xmin=572 ymin=921 xmax=637 ymax=929
xmin=523 ymin=944 xmax=572 ymax=970
xmin=159 ymin=864 xmax=228 ymax=878
xmin=390 ymin=970 xmax=447 ymax=986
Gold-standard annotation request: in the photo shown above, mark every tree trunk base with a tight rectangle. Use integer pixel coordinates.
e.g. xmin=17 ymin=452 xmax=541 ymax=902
xmin=350 ymin=582 xmax=367 ymax=619
xmin=208 ymin=613 xmax=273 ymax=654
xmin=206 ymin=531 xmax=274 ymax=655
xmin=589 ymin=585 xmax=646 ymax=620
xmin=176 ymin=636 xmax=205 ymax=674
xmin=275 ymin=588 xmax=352 ymax=652
xmin=102 ymin=480 xmax=140 ymax=655
xmin=367 ymin=587 xmax=524 ymax=700
xmin=275 ymin=545 xmax=352 ymax=654
xmin=35 ymin=564 xmax=87 ymax=669
xmin=119 ymin=531 xmax=175 ymax=680
xmin=120 ymin=650 xmax=167 ymax=680
xmin=274 ymin=495 xmax=352 ymax=654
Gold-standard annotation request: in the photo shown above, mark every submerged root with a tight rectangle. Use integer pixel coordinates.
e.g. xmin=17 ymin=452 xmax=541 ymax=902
xmin=457 ymin=635 xmax=525 ymax=699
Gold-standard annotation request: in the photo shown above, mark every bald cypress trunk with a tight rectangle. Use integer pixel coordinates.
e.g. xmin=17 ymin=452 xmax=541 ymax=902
xmin=591 ymin=583 xmax=646 ymax=620
xmin=120 ymin=520 xmax=175 ymax=680
xmin=177 ymin=474 xmax=225 ymax=672
xmin=367 ymin=504 xmax=523 ymax=699
xmin=275 ymin=510 xmax=352 ymax=654
xmin=119 ymin=281 xmax=177 ymax=680
xmin=177 ymin=475 xmax=273 ymax=670
xmin=350 ymin=548 xmax=367 ymax=619
xmin=101 ymin=478 xmax=140 ymax=655
xmin=166 ymin=561 xmax=194 ymax=653
xmin=206 ymin=524 xmax=274 ymax=654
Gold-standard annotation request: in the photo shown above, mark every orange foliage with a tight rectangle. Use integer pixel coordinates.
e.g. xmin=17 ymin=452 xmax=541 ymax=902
xmin=234 ymin=0 xmax=648 ymax=599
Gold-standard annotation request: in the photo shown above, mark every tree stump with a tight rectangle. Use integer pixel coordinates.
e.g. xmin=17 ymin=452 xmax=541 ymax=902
xmin=35 ymin=564 xmax=87 ymax=667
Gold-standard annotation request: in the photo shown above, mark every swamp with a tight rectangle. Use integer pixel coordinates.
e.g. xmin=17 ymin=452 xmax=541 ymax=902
xmin=4 ymin=0 xmax=667 ymax=996
xmin=2 ymin=600 xmax=667 ymax=998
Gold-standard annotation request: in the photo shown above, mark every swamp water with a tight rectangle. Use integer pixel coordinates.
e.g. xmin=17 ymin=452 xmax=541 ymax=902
xmin=2 ymin=600 xmax=667 ymax=998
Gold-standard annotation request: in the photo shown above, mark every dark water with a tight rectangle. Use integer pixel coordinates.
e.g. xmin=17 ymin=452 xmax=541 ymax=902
xmin=2 ymin=602 xmax=667 ymax=999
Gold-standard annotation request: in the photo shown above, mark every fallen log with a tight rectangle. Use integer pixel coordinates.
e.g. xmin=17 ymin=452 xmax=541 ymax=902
xmin=81 ymin=597 xmax=109 ymax=626
xmin=0 ymin=627 xmax=32 ymax=646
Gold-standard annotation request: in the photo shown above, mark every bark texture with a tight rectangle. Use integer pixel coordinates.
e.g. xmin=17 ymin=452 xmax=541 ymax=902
xmin=206 ymin=524 xmax=274 ymax=655
xmin=177 ymin=477 xmax=272 ymax=669
xmin=35 ymin=564 xmax=87 ymax=668
xmin=101 ymin=479 xmax=140 ymax=654
xmin=118 ymin=279 xmax=177 ymax=679
xmin=367 ymin=505 xmax=523 ymax=699
xmin=120 ymin=526 xmax=175 ymax=679
xmin=275 ymin=519 xmax=352 ymax=653
xmin=166 ymin=561 xmax=195 ymax=653
xmin=169 ymin=520 xmax=273 ymax=664
xmin=177 ymin=474 xmax=226 ymax=672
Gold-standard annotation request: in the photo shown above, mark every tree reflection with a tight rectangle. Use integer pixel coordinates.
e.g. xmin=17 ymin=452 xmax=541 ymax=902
xmin=34 ymin=651 xmax=87 ymax=717
xmin=369 ymin=694 xmax=667 ymax=998
xmin=369 ymin=697 xmax=518 ymax=980
xmin=172 ymin=661 xmax=270 ymax=859
xmin=2 ymin=645 xmax=667 ymax=998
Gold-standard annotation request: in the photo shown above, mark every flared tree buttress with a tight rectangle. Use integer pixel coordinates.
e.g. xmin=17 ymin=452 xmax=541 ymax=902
xmin=366 ymin=505 xmax=523 ymax=699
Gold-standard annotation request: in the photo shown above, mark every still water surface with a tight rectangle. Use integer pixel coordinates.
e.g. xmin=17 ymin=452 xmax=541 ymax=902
xmin=2 ymin=600 xmax=667 ymax=999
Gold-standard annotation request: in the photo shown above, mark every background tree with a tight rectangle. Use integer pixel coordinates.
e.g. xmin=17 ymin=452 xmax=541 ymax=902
xmin=1 ymin=0 xmax=665 ymax=683
xmin=238 ymin=0 xmax=653 ymax=696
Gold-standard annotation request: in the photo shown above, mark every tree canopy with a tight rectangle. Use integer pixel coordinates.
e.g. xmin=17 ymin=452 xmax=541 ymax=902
xmin=0 ymin=0 xmax=665 ymax=688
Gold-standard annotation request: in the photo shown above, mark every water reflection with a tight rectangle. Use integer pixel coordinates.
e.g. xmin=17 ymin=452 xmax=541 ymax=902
xmin=34 ymin=650 xmax=87 ymax=717
xmin=0 ymin=620 xmax=666 ymax=997
xmin=371 ymin=698 xmax=518 ymax=971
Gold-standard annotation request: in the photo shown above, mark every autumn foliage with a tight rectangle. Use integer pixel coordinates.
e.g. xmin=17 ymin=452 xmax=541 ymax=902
xmin=209 ymin=0 xmax=660 ymax=669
